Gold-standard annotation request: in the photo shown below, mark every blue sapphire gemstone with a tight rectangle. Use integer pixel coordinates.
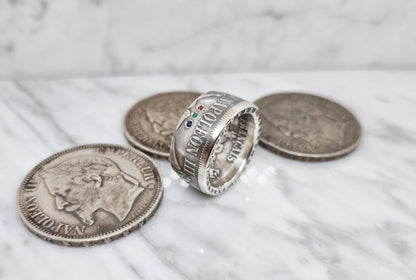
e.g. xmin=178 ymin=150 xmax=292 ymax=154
xmin=186 ymin=120 xmax=193 ymax=128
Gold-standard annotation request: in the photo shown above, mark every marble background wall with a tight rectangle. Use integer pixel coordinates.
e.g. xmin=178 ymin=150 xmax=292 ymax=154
xmin=1 ymin=0 xmax=415 ymax=79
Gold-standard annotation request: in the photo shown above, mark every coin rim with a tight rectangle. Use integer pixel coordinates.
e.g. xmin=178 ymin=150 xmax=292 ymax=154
xmin=17 ymin=143 xmax=163 ymax=246
xmin=255 ymin=92 xmax=362 ymax=161
xmin=123 ymin=91 xmax=201 ymax=160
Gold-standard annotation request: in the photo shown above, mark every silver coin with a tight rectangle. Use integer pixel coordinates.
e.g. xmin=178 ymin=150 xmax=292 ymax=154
xmin=17 ymin=144 xmax=163 ymax=246
xmin=124 ymin=91 xmax=201 ymax=159
xmin=255 ymin=92 xmax=361 ymax=161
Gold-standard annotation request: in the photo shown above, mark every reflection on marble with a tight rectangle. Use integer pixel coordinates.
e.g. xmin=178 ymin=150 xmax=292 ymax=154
xmin=1 ymin=0 xmax=416 ymax=79
xmin=0 ymin=71 xmax=416 ymax=279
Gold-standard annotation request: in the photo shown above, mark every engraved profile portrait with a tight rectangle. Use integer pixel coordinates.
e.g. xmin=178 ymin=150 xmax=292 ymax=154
xmin=270 ymin=103 xmax=346 ymax=148
xmin=146 ymin=110 xmax=178 ymax=138
xmin=39 ymin=156 xmax=144 ymax=226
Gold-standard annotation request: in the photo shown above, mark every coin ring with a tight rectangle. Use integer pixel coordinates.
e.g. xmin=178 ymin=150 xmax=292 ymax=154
xmin=170 ymin=91 xmax=261 ymax=196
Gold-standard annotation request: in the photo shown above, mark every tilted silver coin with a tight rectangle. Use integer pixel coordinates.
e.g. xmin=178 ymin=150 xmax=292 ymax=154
xmin=17 ymin=144 xmax=163 ymax=246
xmin=255 ymin=92 xmax=361 ymax=161
xmin=124 ymin=91 xmax=201 ymax=159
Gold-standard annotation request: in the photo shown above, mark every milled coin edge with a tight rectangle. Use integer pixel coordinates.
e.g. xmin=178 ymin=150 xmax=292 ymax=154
xmin=259 ymin=136 xmax=361 ymax=161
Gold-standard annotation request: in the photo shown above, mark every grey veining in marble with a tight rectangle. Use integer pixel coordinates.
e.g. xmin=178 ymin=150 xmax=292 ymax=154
xmin=0 ymin=71 xmax=416 ymax=279
xmin=1 ymin=0 xmax=416 ymax=79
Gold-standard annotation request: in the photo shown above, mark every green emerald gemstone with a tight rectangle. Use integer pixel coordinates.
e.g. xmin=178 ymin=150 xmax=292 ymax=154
xmin=192 ymin=112 xmax=198 ymax=118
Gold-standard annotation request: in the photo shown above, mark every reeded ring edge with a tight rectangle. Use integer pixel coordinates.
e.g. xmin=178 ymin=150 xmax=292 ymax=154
xmin=200 ymin=103 xmax=261 ymax=195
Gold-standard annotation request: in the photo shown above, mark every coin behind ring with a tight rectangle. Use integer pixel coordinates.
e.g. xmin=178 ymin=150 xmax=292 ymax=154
xmin=255 ymin=92 xmax=361 ymax=161
xmin=17 ymin=144 xmax=163 ymax=247
xmin=124 ymin=91 xmax=201 ymax=159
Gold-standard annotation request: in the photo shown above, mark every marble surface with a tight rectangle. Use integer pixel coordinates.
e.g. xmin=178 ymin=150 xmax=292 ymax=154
xmin=1 ymin=71 xmax=416 ymax=280
xmin=1 ymin=0 xmax=416 ymax=79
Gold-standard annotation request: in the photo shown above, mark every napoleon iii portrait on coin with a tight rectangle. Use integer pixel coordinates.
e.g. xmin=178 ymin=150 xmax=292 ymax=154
xmin=39 ymin=155 xmax=144 ymax=226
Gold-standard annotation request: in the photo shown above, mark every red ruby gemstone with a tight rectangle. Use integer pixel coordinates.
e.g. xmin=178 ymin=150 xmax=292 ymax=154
xmin=197 ymin=105 xmax=204 ymax=111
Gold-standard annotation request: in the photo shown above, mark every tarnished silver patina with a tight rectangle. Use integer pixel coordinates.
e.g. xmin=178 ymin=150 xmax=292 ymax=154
xmin=17 ymin=144 xmax=163 ymax=246
xmin=170 ymin=91 xmax=261 ymax=196
xmin=255 ymin=92 xmax=361 ymax=161
xmin=124 ymin=91 xmax=201 ymax=159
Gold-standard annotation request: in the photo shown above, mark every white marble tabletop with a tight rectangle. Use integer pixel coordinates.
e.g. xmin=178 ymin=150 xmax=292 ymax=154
xmin=0 ymin=71 xmax=415 ymax=280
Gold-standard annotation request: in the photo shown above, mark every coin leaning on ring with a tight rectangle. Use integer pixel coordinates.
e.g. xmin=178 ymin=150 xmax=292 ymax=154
xmin=124 ymin=91 xmax=201 ymax=159
xmin=17 ymin=144 xmax=163 ymax=246
xmin=255 ymin=92 xmax=361 ymax=161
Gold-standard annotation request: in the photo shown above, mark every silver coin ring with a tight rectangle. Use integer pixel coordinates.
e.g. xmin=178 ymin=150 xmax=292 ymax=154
xmin=170 ymin=91 xmax=261 ymax=195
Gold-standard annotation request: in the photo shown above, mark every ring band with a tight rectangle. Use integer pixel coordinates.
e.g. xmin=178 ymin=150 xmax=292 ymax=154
xmin=170 ymin=91 xmax=261 ymax=195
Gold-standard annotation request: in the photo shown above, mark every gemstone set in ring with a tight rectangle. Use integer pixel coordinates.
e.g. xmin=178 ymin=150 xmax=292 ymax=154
xmin=185 ymin=104 xmax=205 ymax=128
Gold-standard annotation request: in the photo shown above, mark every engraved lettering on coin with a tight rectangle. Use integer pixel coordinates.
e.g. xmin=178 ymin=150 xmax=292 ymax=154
xmin=17 ymin=144 xmax=163 ymax=246
xmin=124 ymin=91 xmax=201 ymax=159
xmin=207 ymin=114 xmax=252 ymax=187
xmin=255 ymin=93 xmax=361 ymax=161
